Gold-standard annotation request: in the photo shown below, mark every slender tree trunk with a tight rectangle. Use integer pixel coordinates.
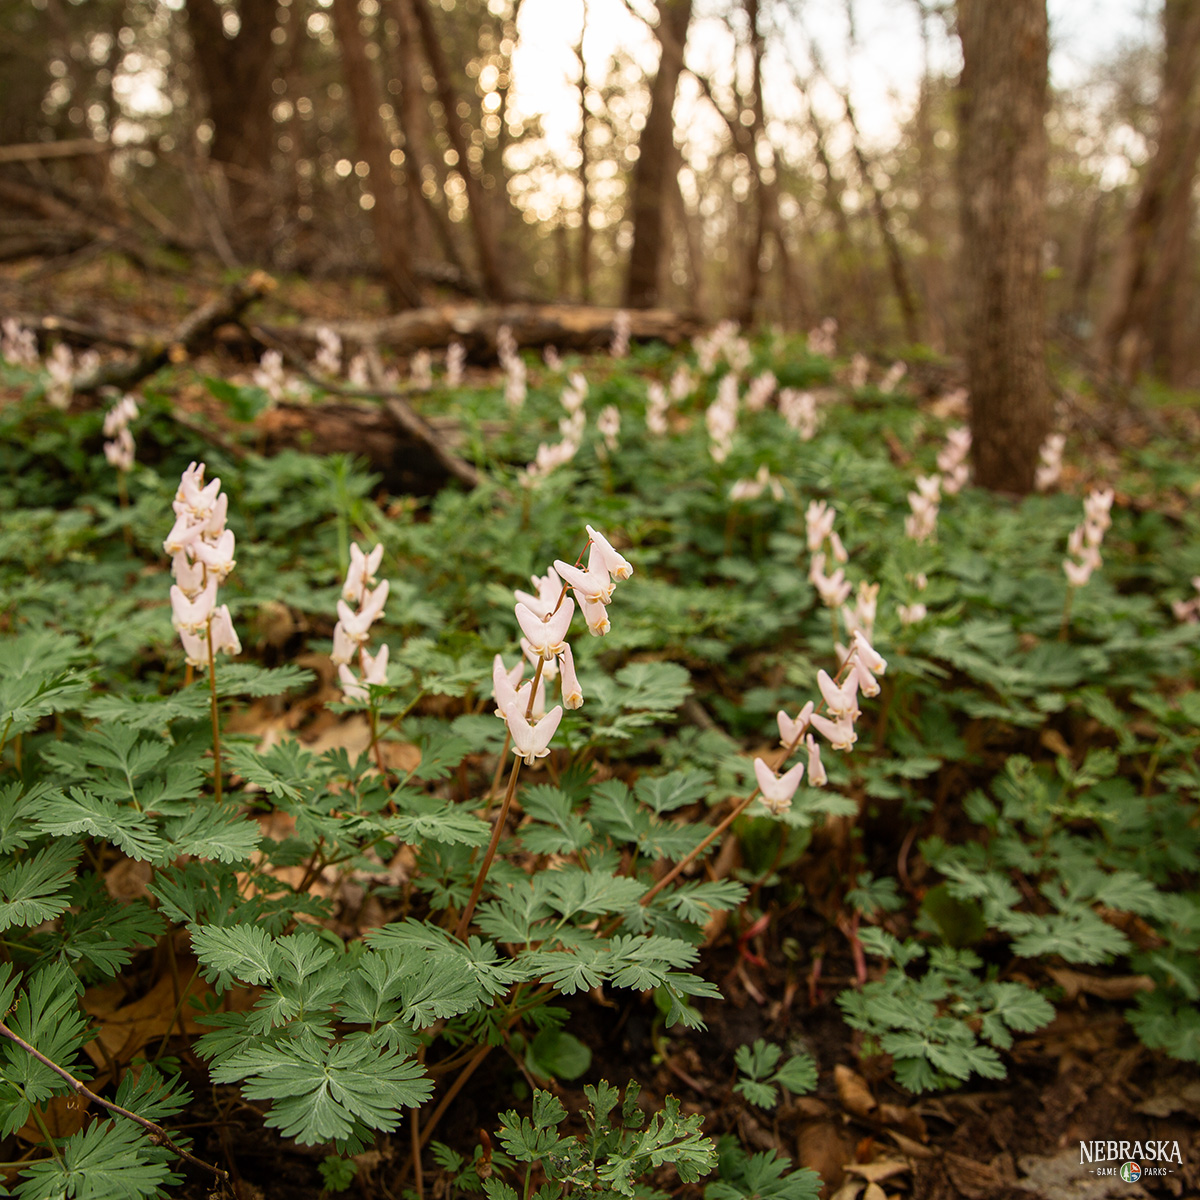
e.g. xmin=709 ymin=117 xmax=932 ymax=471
xmin=1095 ymin=0 xmax=1200 ymax=382
xmin=409 ymin=0 xmax=510 ymax=301
xmin=575 ymin=6 xmax=592 ymax=304
xmin=330 ymin=0 xmax=423 ymax=308
xmin=737 ymin=0 xmax=767 ymax=327
xmin=184 ymin=0 xmax=278 ymax=222
xmin=623 ymin=0 xmax=694 ymax=308
xmin=956 ymin=0 xmax=1051 ymax=493
xmin=390 ymin=0 xmax=471 ymax=286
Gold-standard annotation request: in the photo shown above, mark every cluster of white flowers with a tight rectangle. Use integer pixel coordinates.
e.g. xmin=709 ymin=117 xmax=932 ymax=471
xmin=779 ymin=388 xmax=819 ymax=440
xmin=543 ymin=344 xmax=562 ymax=371
xmin=846 ymin=352 xmax=870 ymax=391
xmin=446 ymin=341 xmax=466 ymax=387
xmin=1 ymin=318 xmax=38 ymax=367
xmin=807 ymin=317 xmax=838 ymax=358
xmin=729 ymin=463 xmax=784 ymax=503
xmin=1036 ymin=432 xmax=1066 ymax=492
xmin=645 ymin=382 xmax=670 ymax=435
xmin=252 ymin=350 xmax=289 ymax=402
xmin=905 ymin=474 xmax=941 ymax=544
xmin=495 ymin=526 xmax=633 ymax=765
xmin=670 ymin=364 xmax=693 ymax=402
xmin=1063 ymin=487 xmax=1114 ymax=588
xmin=332 ymin=543 xmax=391 ymax=702
xmin=410 ymin=349 xmax=433 ymax=389
xmin=348 ymin=354 xmax=370 ymax=388
xmin=897 ymin=572 xmax=928 ymax=626
xmin=841 ymin=580 xmax=878 ymax=645
xmin=313 ymin=327 xmax=342 ymax=377
xmin=706 ymin=373 xmax=740 ymax=463
xmin=46 ymin=343 xmax=75 ymax=410
xmin=937 ymin=426 xmax=972 ymax=495
xmin=878 ymin=361 xmax=907 ymax=395
xmin=807 ymin=500 xmax=852 ymax=608
xmin=695 ymin=320 xmax=750 ymax=374
xmin=103 ymin=394 xmax=139 ymax=473
xmin=519 ymin=375 xmax=588 ymax=486
xmin=610 ymin=310 xmax=631 ymax=358
xmin=164 ymin=462 xmax=240 ymax=668
xmin=745 ymin=370 xmax=776 ymax=413
xmin=596 ymin=404 xmax=620 ymax=455
xmin=755 ymin=630 xmax=888 ymax=815
xmin=496 ymin=324 xmax=526 ymax=409
xmin=1172 ymin=577 xmax=1200 ymax=624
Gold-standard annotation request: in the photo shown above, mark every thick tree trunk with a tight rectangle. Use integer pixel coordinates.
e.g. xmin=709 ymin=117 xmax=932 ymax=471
xmin=409 ymin=0 xmax=511 ymax=301
xmin=623 ymin=0 xmax=693 ymax=309
xmin=184 ymin=0 xmax=278 ymax=221
xmin=330 ymin=0 xmax=424 ymax=308
xmin=956 ymin=0 xmax=1051 ymax=494
xmin=1096 ymin=0 xmax=1200 ymax=383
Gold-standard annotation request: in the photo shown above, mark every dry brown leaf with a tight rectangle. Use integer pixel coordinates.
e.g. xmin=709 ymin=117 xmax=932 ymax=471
xmin=16 ymin=1093 xmax=88 ymax=1144
xmin=845 ymin=1161 xmax=911 ymax=1185
xmin=82 ymin=965 xmax=213 ymax=1069
xmin=797 ymin=1121 xmax=852 ymax=1193
xmin=876 ymin=1103 xmax=927 ymax=1141
xmin=862 ymin=1184 xmax=887 ymax=1200
xmin=830 ymin=1184 xmax=864 ymax=1200
xmin=834 ymin=1064 xmax=877 ymax=1118
xmin=104 ymin=857 xmax=152 ymax=902
xmin=887 ymin=1131 xmax=936 ymax=1160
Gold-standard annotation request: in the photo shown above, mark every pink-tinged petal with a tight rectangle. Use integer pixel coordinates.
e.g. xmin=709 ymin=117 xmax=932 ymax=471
xmin=558 ymin=643 xmax=583 ymax=709
xmin=514 ymin=587 xmax=551 ymax=619
xmin=209 ymin=605 xmax=241 ymax=657
xmin=179 ymin=628 xmax=209 ymax=668
xmin=507 ymin=704 xmax=563 ymax=764
xmin=515 ymin=602 xmax=550 ymax=653
xmin=359 ymin=580 xmax=389 ymax=624
xmin=337 ymin=599 xmax=373 ymax=642
xmin=809 ymin=712 xmax=857 ymax=751
xmin=331 ymin=622 xmax=357 ymax=665
xmin=554 ymin=558 xmax=613 ymax=605
xmin=170 ymin=580 xmax=217 ymax=634
xmin=338 ymin=663 xmax=369 ymax=703
xmin=493 ymin=654 xmax=522 ymax=717
xmin=362 ymin=643 xmax=389 ymax=685
xmin=171 ymin=552 xmax=206 ymax=597
xmin=585 ymin=525 xmax=633 ymax=580
xmin=580 ymin=597 xmax=610 ymax=636
xmin=204 ymin=492 xmax=228 ymax=536
xmin=515 ymin=675 xmax=547 ymax=720
xmin=163 ymin=513 xmax=206 ymax=557
xmin=853 ymin=658 xmax=880 ymax=698
xmin=777 ymin=700 xmax=813 ymax=746
xmin=753 ymin=757 xmax=804 ymax=814
xmin=852 ymin=631 xmax=887 ymax=675
xmin=805 ymin=735 xmax=827 ymax=786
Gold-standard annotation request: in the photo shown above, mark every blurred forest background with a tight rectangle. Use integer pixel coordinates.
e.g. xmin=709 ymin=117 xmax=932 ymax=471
xmin=0 ymin=0 xmax=1193 ymax=391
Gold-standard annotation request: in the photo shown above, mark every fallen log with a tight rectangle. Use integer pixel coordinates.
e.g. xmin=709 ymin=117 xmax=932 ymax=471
xmin=71 ymin=272 xmax=277 ymax=395
xmin=263 ymin=303 xmax=701 ymax=358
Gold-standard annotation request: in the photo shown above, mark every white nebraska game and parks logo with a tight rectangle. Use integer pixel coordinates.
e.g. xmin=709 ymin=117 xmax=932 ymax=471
xmin=1079 ymin=1139 xmax=1183 ymax=1181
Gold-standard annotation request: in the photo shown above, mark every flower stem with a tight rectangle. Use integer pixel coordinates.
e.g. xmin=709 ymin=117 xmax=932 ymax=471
xmin=206 ymin=621 xmax=222 ymax=804
xmin=455 ymin=755 xmax=522 ymax=940
xmin=1059 ymin=584 xmax=1075 ymax=641
xmin=0 ymin=1019 xmax=229 ymax=1185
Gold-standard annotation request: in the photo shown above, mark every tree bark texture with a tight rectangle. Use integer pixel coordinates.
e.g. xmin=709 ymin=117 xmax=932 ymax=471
xmin=623 ymin=0 xmax=693 ymax=309
xmin=409 ymin=0 xmax=510 ymax=301
xmin=1095 ymin=0 xmax=1200 ymax=383
xmin=330 ymin=0 xmax=424 ymax=308
xmin=956 ymin=0 xmax=1051 ymax=494
xmin=184 ymin=0 xmax=279 ymax=216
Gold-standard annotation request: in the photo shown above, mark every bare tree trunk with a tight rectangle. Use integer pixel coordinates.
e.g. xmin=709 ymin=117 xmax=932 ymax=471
xmin=956 ymin=0 xmax=1051 ymax=493
xmin=623 ymin=0 xmax=694 ymax=308
xmin=330 ymin=0 xmax=424 ymax=308
xmin=390 ymin=0 xmax=471 ymax=286
xmin=1096 ymin=0 xmax=1200 ymax=382
xmin=910 ymin=0 xmax=946 ymax=350
xmin=184 ymin=0 xmax=278 ymax=226
xmin=575 ymin=6 xmax=592 ymax=304
xmin=737 ymin=0 xmax=768 ymax=327
xmin=409 ymin=0 xmax=511 ymax=301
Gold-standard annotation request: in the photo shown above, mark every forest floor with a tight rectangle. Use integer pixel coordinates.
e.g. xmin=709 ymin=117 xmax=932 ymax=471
xmin=2 ymin=259 xmax=1199 ymax=1200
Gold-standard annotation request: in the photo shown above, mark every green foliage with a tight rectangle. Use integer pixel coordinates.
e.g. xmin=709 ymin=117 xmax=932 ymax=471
xmin=3 ymin=330 xmax=1199 ymax=1190
xmin=733 ymin=1040 xmax=818 ymax=1110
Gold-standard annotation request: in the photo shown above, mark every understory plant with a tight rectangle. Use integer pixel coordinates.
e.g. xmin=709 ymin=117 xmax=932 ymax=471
xmin=0 ymin=318 xmax=1197 ymax=1197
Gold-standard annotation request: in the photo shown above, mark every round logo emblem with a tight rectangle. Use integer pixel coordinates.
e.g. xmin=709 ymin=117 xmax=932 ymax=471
xmin=1120 ymin=1163 xmax=1142 ymax=1183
